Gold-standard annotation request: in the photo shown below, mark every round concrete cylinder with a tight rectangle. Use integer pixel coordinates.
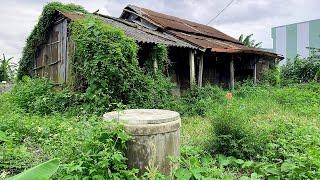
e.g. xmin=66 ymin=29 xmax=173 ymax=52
xmin=103 ymin=109 xmax=180 ymax=175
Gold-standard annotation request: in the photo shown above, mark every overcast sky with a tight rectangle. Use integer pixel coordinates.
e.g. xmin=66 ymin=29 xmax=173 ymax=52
xmin=1 ymin=0 xmax=319 ymax=63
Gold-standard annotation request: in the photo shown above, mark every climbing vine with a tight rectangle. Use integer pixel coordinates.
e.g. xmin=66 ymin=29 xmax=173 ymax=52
xmin=17 ymin=2 xmax=87 ymax=79
xmin=17 ymin=2 xmax=174 ymax=114
xmin=143 ymin=44 xmax=169 ymax=75
xmin=70 ymin=16 xmax=154 ymax=113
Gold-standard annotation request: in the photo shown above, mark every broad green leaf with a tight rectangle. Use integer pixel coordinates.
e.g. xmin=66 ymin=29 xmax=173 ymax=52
xmin=267 ymin=175 xmax=280 ymax=180
xmin=0 ymin=130 xmax=8 ymax=142
xmin=218 ymin=155 xmax=231 ymax=167
xmin=265 ymin=166 xmax=280 ymax=175
xmin=239 ymin=176 xmax=250 ymax=180
xmin=280 ymin=162 xmax=296 ymax=172
xmin=190 ymin=168 xmax=204 ymax=179
xmin=222 ymin=175 xmax=234 ymax=180
xmin=234 ymin=159 xmax=245 ymax=165
xmin=250 ymin=173 xmax=261 ymax=180
xmin=7 ymin=158 xmax=59 ymax=180
xmin=242 ymin=161 xmax=254 ymax=168
xmin=175 ymin=168 xmax=192 ymax=180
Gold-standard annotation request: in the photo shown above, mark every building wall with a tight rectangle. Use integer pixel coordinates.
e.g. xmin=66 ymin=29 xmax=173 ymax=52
xmin=272 ymin=19 xmax=320 ymax=64
xmin=34 ymin=19 xmax=68 ymax=84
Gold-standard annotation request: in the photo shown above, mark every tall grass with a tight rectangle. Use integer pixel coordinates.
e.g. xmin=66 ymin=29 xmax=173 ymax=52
xmin=181 ymin=83 xmax=320 ymax=179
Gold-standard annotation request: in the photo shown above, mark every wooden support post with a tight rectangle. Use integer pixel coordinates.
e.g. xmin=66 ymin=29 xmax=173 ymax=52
xmin=189 ymin=50 xmax=196 ymax=87
xmin=153 ymin=59 xmax=158 ymax=74
xmin=253 ymin=61 xmax=257 ymax=84
xmin=198 ymin=53 xmax=203 ymax=87
xmin=230 ymin=56 xmax=235 ymax=91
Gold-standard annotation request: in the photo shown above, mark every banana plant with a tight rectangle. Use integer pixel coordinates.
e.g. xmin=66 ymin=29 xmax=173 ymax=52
xmin=7 ymin=159 xmax=59 ymax=180
xmin=0 ymin=54 xmax=16 ymax=81
xmin=239 ymin=34 xmax=262 ymax=48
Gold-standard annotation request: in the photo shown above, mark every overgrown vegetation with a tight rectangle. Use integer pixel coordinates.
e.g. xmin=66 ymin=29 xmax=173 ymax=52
xmin=70 ymin=16 xmax=148 ymax=113
xmin=17 ymin=2 xmax=173 ymax=115
xmin=70 ymin=17 xmax=173 ymax=114
xmin=17 ymin=2 xmax=87 ymax=79
xmin=0 ymin=93 xmax=137 ymax=179
xmin=281 ymin=48 xmax=320 ymax=84
xmin=180 ymin=84 xmax=320 ymax=179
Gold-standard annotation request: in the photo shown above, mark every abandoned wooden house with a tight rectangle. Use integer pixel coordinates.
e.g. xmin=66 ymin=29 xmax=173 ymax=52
xmin=33 ymin=5 xmax=282 ymax=94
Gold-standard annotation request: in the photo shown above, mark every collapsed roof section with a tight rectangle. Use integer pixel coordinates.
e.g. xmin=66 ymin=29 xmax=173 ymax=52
xmin=121 ymin=5 xmax=283 ymax=59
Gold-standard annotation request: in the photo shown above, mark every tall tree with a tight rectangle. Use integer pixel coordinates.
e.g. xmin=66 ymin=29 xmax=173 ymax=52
xmin=239 ymin=34 xmax=262 ymax=48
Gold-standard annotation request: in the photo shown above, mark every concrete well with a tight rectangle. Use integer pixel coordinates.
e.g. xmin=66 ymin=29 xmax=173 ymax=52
xmin=103 ymin=109 xmax=181 ymax=175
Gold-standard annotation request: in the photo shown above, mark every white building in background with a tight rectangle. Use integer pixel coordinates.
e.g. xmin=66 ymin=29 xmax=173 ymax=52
xmin=272 ymin=19 xmax=320 ymax=65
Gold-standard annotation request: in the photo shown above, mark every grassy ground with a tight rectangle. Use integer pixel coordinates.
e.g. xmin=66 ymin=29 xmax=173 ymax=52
xmin=179 ymin=83 xmax=320 ymax=179
xmin=1 ymin=82 xmax=320 ymax=179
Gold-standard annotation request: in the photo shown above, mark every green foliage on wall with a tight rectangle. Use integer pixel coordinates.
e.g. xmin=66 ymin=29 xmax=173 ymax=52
xmin=16 ymin=2 xmax=174 ymax=114
xmin=17 ymin=2 xmax=87 ymax=80
xmin=70 ymin=16 xmax=172 ymax=113
xmin=143 ymin=44 xmax=169 ymax=74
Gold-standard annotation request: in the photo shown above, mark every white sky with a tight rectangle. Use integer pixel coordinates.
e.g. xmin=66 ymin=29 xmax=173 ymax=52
xmin=0 ymin=0 xmax=319 ymax=63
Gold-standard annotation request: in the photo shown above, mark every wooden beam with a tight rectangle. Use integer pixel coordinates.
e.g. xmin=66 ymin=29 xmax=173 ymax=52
xmin=189 ymin=50 xmax=196 ymax=87
xmin=153 ymin=58 xmax=158 ymax=74
xmin=253 ymin=61 xmax=257 ymax=84
xmin=230 ymin=56 xmax=235 ymax=91
xmin=198 ymin=53 xmax=204 ymax=87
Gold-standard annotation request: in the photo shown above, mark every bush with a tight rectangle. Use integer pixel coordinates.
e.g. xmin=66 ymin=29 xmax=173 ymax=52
xmin=260 ymin=65 xmax=281 ymax=86
xmin=70 ymin=16 xmax=174 ymax=114
xmin=0 ymin=94 xmax=137 ymax=179
xmin=179 ymin=85 xmax=226 ymax=116
xmin=212 ymin=104 xmax=262 ymax=159
xmin=281 ymin=50 xmax=320 ymax=84
xmin=10 ymin=77 xmax=79 ymax=115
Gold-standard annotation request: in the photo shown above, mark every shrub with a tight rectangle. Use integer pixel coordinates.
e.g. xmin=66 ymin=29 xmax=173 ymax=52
xmin=70 ymin=16 xmax=174 ymax=114
xmin=260 ymin=65 xmax=281 ymax=86
xmin=179 ymin=85 xmax=226 ymax=116
xmin=0 ymin=94 xmax=137 ymax=178
xmin=212 ymin=104 xmax=261 ymax=159
xmin=281 ymin=50 xmax=320 ymax=84
xmin=10 ymin=77 xmax=79 ymax=115
xmin=173 ymin=145 xmax=233 ymax=179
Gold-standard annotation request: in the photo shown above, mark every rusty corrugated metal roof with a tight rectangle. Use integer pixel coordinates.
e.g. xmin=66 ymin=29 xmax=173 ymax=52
xmin=122 ymin=5 xmax=283 ymax=59
xmin=60 ymin=11 xmax=196 ymax=49
xmin=170 ymin=31 xmax=281 ymax=58
xmin=97 ymin=14 xmax=197 ymax=49
xmin=125 ymin=5 xmax=242 ymax=44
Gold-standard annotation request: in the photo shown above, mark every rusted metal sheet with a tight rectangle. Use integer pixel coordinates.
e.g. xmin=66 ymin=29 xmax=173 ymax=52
xmin=123 ymin=5 xmax=241 ymax=44
xmin=122 ymin=5 xmax=283 ymax=59
xmin=168 ymin=30 xmax=281 ymax=58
